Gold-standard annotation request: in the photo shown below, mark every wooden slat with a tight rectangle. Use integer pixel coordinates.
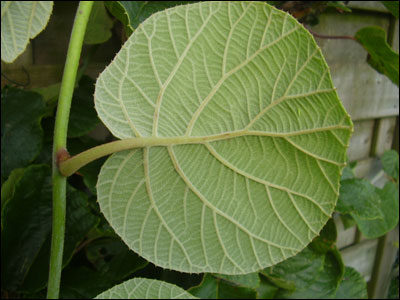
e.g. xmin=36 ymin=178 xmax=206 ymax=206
xmin=341 ymin=238 xmax=379 ymax=282
xmin=373 ymin=117 xmax=397 ymax=156
xmin=314 ymin=13 xmax=399 ymax=120
xmin=347 ymin=120 xmax=374 ymax=162
xmin=334 ymin=214 xmax=357 ymax=250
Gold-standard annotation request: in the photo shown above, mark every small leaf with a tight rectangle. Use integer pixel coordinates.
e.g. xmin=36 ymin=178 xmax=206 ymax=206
xmin=1 ymin=87 xmax=47 ymax=178
xmin=381 ymin=150 xmax=399 ymax=180
xmin=355 ymin=26 xmax=399 ymax=86
xmin=1 ymin=1 xmax=53 ymax=63
xmin=84 ymin=1 xmax=113 ymax=45
xmin=1 ymin=167 xmax=24 ymax=213
xmin=96 ymin=1 xmax=352 ymax=274
xmin=95 ymin=277 xmax=198 ymax=299
xmin=335 ymin=266 xmax=368 ymax=299
xmin=352 ymin=181 xmax=399 ymax=238
xmin=336 ymin=178 xmax=384 ymax=220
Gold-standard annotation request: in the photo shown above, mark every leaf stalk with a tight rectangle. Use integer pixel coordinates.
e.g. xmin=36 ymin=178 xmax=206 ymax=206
xmin=47 ymin=2 xmax=94 ymax=299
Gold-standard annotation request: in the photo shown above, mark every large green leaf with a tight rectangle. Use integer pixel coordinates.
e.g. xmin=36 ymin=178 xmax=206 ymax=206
xmin=1 ymin=87 xmax=47 ymax=178
xmin=95 ymin=1 xmax=352 ymax=274
xmin=1 ymin=1 xmax=53 ymax=63
xmin=95 ymin=278 xmax=197 ymax=299
xmin=355 ymin=26 xmax=399 ymax=86
xmin=335 ymin=266 xmax=367 ymax=299
xmin=352 ymin=181 xmax=399 ymax=238
xmin=381 ymin=150 xmax=399 ymax=181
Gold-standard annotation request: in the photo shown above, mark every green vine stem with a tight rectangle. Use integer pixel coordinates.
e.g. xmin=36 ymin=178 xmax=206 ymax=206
xmin=47 ymin=2 xmax=94 ymax=299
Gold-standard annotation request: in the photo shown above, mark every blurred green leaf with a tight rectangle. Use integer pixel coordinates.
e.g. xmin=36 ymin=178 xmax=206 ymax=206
xmin=336 ymin=178 xmax=384 ymax=220
xmin=335 ymin=266 xmax=368 ymax=299
xmin=381 ymin=1 xmax=399 ymax=18
xmin=352 ymin=181 xmax=399 ymax=238
xmin=1 ymin=87 xmax=47 ymax=178
xmin=341 ymin=165 xmax=356 ymax=181
xmin=256 ymin=276 xmax=279 ymax=299
xmin=381 ymin=150 xmax=399 ymax=180
xmin=84 ymin=1 xmax=113 ymax=44
xmin=355 ymin=26 xmax=399 ymax=86
xmin=327 ymin=1 xmax=352 ymax=12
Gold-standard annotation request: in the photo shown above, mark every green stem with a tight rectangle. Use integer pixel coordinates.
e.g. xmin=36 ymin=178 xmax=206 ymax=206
xmin=47 ymin=2 xmax=93 ymax=299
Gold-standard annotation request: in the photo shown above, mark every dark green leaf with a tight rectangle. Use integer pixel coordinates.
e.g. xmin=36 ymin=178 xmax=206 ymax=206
xmin=85 ymin=238 xmax=148 ymax=281
xmin=217 ymin=277 xmax=257 ymax=299
xmin=59 ymin=266 xmax=115 ymax=299
xmin=21 ymin=188 xmax=99 ymax=292
xmin=84 ymin=1 xmax=114 ymax=45
xmin=381 ymin=150 xmax=399 ymax=180
xmin=189 ymin=274 xmax=218 ymax=299
xmin=212 ymin=273 xmax=260 ymax=289
xmin=276 ymin=248 xmax=344 ymax=299
xmin=256 ymin=277 xmax=279 ymax=299
xmin=340 ymin=213 xmax=356 ymax=229
xmin=188 ymin=274 xmax=257 ymax=299
xmin=260 ymin=247 xmax=324 ymax=291
xmin=352 ymin=181 xmax=399 ymax=238
xmin=1 ymin=165 xmax=52 ymax=291
xmin=336 ymin=178 xmax=384 ymax=220
xmin=310 ymin=218 xmax=337 ymax=254
xmin=68 ymin=76 xmax=100 ymax=138
xmin=381 ymin=1 xmax=399 ymax=18
xmin=1 ymin=164 xmax=99 ymax=293
xmin=355 ymin=26 xmax=399 ymax=86
xmin=335 ymin=266 xmax=367 ymax=299
xmin=1 ymin=88 xmax=46 ymax=178
xmin=105 ymin=1 xmax=195 ymax=36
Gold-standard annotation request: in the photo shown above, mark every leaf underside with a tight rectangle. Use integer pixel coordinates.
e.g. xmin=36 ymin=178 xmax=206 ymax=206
xmin=95 ymin=1 xmax=352 ymax=274
xmin=1 ymin=1 xmax=53 ymax=63
xmin=95 ymin=277 xmax=197 ymax=299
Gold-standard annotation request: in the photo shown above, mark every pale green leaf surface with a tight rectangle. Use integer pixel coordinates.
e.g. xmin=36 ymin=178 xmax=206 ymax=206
xmin=95 ymin=2 xmax=352 ymax=274
xmin=1 ymin=1 xmax=53 ymax=63
xmin=95 ymin=277 xmax=197 ymax=299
